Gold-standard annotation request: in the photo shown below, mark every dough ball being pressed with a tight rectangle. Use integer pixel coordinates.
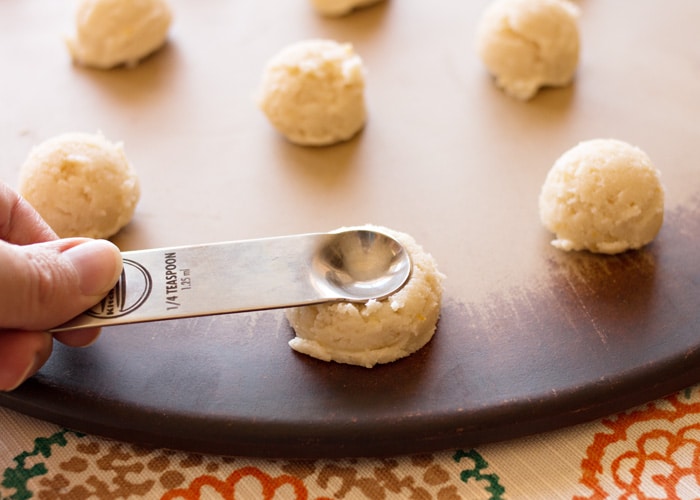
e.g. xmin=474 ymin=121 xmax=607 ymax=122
xmin=476 ymin=0 xmax=580 ymax=100
xmin=539 ymin=139 xmax=664 ymax=254
xmin=257 ymin=39 xmax=367 ymax=146
xmin=66 ymin=0 xmax=173 ymax=69
xmin=18 ymin=132 xmax=140 ymax=239
xmin=286 ymin=225 xmax=444 ymax=368
xmin=310 ymin=0 xmax=385 ymax=17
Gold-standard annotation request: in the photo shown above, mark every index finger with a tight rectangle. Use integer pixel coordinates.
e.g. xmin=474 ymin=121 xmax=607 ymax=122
xmin=0 ymin=180 xmax=57 ymax=245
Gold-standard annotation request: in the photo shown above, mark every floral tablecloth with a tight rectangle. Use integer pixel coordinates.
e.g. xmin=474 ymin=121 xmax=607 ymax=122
xmin=3 ymin=384 xmax=700 ymax=499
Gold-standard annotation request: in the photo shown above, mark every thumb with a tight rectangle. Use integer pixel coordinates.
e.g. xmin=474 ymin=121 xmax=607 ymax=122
xmin=0 ymin=238 xmax=123 ymax=331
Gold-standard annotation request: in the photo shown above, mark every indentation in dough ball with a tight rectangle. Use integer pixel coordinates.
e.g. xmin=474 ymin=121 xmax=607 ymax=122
xmin=286 ymin=225 xmax=444 ymax=368
xmin=256 ymin=39 xmax=367 ymax=146
xmin=539 ymin=139 xmax=664 ymax=254
xmin=18 ymin=132 xmax=140 ymax=239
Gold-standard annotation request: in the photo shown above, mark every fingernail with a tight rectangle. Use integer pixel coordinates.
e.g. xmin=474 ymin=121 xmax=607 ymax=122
xmin=63 ymin=240 xmax=123 ymax=297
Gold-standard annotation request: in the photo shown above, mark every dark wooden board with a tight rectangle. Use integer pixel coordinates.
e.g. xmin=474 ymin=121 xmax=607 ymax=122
xmin=2 ymin=198 xmax=700 ymax=458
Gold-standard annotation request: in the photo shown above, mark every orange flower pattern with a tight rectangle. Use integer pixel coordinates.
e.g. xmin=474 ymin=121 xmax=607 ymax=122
xmin=576 ymin=387 xmax=700 ymax=499
xmin=161 ymin=467 xmax=311 ymax=500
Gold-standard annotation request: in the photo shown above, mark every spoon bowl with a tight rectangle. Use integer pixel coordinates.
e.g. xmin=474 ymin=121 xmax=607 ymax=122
xmin=312 ymin=229 xmax=412 ymax=302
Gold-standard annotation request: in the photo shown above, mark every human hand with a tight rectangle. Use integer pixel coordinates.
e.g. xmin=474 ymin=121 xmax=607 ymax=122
xmin=0 ymin=180 xmax=123 ymax=391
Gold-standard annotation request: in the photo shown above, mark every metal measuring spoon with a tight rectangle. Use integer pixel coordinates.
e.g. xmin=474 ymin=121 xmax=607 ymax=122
xmin=51 ymin=228 xmax=412 ymax=332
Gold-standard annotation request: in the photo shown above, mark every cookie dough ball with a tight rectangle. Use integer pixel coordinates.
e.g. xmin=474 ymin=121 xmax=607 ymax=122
xmin=66 ymin=0 xmax=173 ymax=69
xmin=257 ymin=39 xmax=367 ymax=146
xmin=476 ymin=0 xmax=580 ymax=100
xmin=18 ymin=132 xmax=140 ymax=239
xmin=310 ymin=0 xmax=385 ymax=17
xmin=286 ymin=225 xmax=444 ymax=368
xmin=539 ymin=139 xmax=664 ymax=254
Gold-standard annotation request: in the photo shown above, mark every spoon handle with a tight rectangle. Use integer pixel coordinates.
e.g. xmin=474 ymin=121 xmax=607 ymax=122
xmin=50 ymin=229 xmax=410 ymax=332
